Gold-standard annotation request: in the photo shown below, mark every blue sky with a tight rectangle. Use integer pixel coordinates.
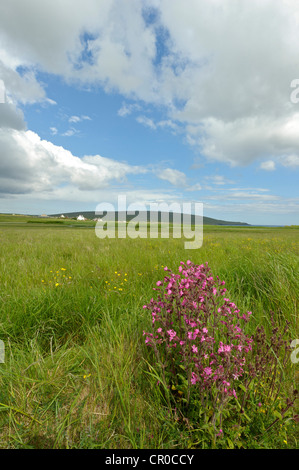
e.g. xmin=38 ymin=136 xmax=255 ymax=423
xmin=0 ymin=0 xmax=299 ymax=225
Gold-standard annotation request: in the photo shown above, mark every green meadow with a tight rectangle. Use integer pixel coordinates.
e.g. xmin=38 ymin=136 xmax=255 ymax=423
xmin=0 ymin=215 xmax=298 ymax=449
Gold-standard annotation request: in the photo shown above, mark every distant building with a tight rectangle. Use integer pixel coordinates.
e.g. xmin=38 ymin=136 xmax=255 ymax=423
xmin=60 ymin=214 xmax=65 ymax=218
xmin=77 ymin=215 xmax=86 ymax=221
xmin=40 ymin=214 xmax=48 ymax=218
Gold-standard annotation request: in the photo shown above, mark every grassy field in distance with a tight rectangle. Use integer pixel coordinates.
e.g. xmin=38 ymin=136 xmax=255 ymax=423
xmin=0 ymin=216 xmax=298 ymax=449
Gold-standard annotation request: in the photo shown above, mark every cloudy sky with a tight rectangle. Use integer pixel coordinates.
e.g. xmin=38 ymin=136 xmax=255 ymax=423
xmin=0 ymin=0 xmax=299 ymax=224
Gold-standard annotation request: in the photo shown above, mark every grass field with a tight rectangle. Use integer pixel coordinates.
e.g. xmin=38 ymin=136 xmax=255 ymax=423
xmin=0 ymin=215 xmax=298 ymax=449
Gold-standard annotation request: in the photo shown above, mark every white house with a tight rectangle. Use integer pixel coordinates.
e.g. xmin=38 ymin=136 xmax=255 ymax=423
xmin=77 ymin=215 xmax=86 ymax=221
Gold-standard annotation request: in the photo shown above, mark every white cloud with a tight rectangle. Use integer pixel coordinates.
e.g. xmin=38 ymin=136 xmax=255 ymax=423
xmin=0 ymin=60 xmax=47 ymax=105
xmin=227 ymin=187 xmax=270 ymax=192
xmin=204 ymin=175 xmax=234 ymax=185
xmin=1 ymin=0 xmax=299 ymax=168
xmin=156 ymin=168 xmax=188 ymax=186
xmin=136 ymin=115 xmax=179 ymax=134
xmin=68 ymin=115 xmax=91 ymax=123
xmin=136 ymin=115 xmax=157 ymax=129
xmin=260 ymin=160 xmax=276 ymax=171
xmin=68 ymin=116 xmax=81 ymax=124
xmin=118 ymin=103 xmax=141 ymax=117
xmin=186 ymin=183 xmax=202 ymax=191
xmin=45 ymin=98 xmax=57 ymax=106
xmin=0 ymin=102 xmax=26 ymax=130
xmin=203 ymin=198 xmax=299 ymax=216
xmin=281 ymin=154 xmax=299 ymax=168
xmin=62 ymin=128 xmax=78 ymax=137
xmin=0 ymin=128 xmax=148 ymax=196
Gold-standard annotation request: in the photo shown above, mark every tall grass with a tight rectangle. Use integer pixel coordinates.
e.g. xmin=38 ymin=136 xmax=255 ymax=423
xmin=0 ymin=224 xmax=298 ymax=448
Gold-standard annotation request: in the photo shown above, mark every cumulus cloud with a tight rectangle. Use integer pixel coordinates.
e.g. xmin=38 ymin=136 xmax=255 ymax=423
xmin=0 ymin=102 xmax=26 ymax=130
xmin=1 ymin=0 xmax=299 ymax=169
xmin=0 ymin=61 xmax=47 ymax=104
xmin=0 ymin=128 xmax=148 ymax=196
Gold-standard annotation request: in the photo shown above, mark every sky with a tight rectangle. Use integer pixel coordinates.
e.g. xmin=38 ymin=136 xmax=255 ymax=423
xmin=0 ymin=0 xmax=299 ymax=225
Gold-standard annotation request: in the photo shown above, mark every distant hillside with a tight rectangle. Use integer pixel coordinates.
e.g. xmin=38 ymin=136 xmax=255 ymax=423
xmin=50 ymin=210 xmax=249 ymax=226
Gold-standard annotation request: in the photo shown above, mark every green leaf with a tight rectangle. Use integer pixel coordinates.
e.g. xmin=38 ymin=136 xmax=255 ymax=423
xmin=235 ymin=440 xmax=245 ymax=449
xmin=273 ymin=410 xmax=283 ymax=420
xmin=242 ymin=411 xmax=252 ymax=422
xmin=238 ymin=384 xmax=247 ymax=393
xmin=226 ymin=438 xmax=234 ymax=449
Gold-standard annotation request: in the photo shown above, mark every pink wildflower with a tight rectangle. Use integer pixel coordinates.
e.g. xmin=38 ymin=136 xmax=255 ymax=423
xmin=191 ymin=372 xmax=198 ymax=384
xmin=167 ymin=329 xmax=177 ymax=341
xmin=204 ymin=367 xmax=213 ymax=376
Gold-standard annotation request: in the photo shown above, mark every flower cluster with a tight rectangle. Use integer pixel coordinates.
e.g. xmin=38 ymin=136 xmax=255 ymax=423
xmin=143 ymin=261 xmax=296 ymax=444
xmin=143 ymin=261 xmax=253 ymax=401
xmin=41 ymin=268 xmax=72 ymax=288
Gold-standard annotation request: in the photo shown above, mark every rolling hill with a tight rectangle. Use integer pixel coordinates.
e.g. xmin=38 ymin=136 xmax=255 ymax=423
xmin=50 ymin=210 xmax=250 ymax=226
